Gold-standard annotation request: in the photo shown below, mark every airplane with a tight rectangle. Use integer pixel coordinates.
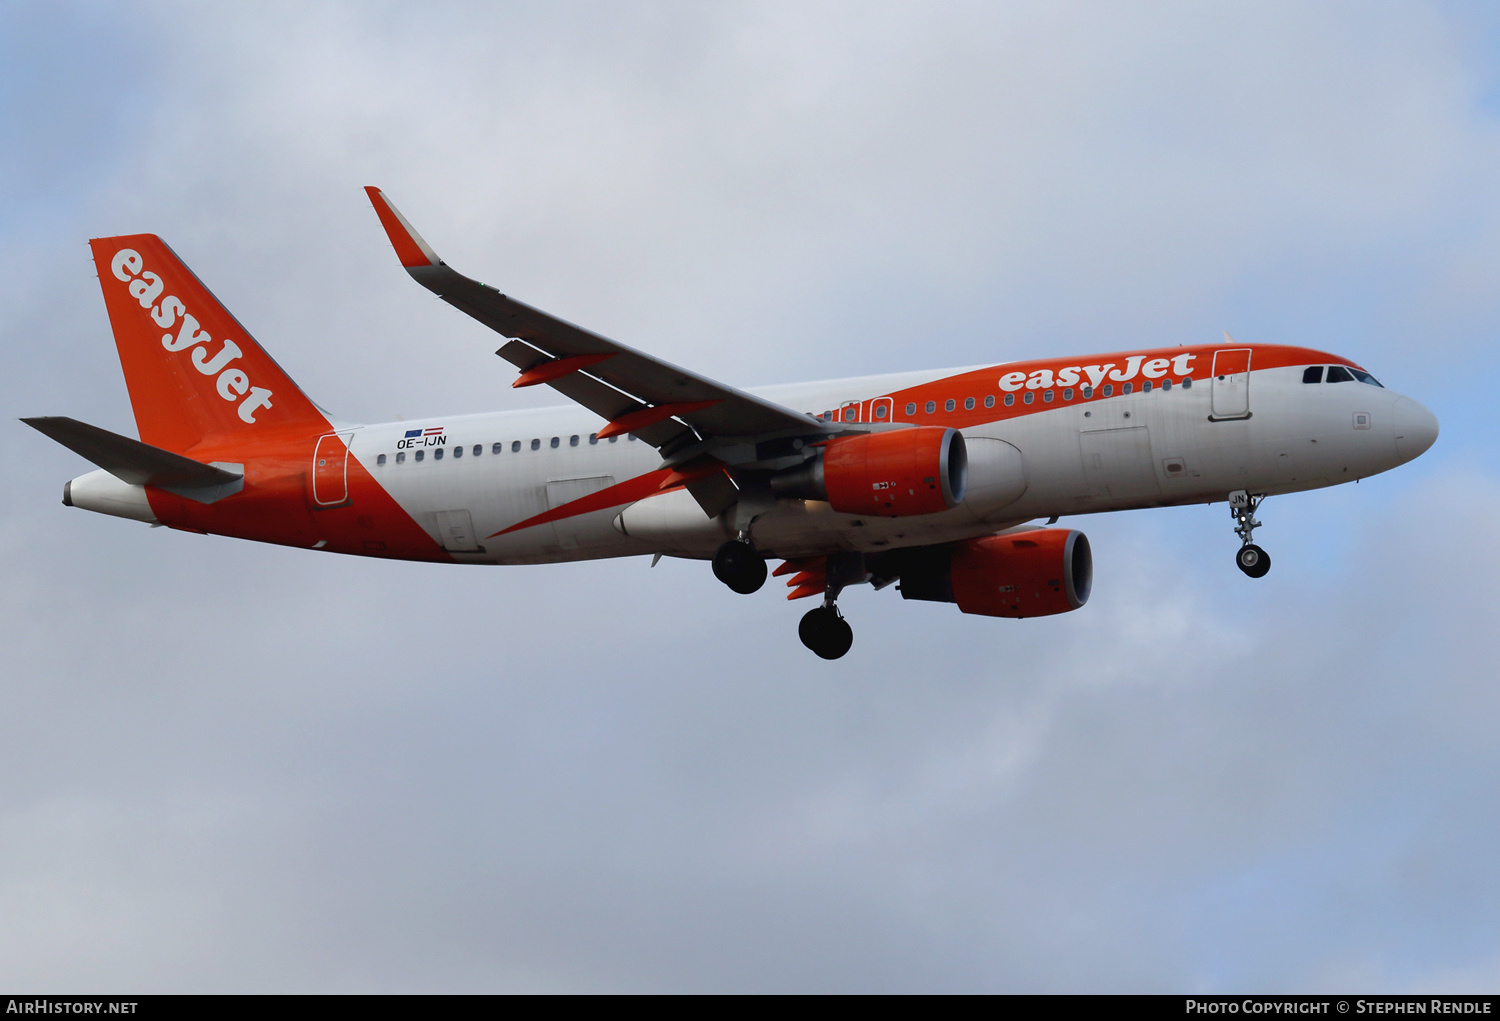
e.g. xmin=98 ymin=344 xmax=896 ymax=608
xmin=23 ymin=187 xmax=1440 ymax=659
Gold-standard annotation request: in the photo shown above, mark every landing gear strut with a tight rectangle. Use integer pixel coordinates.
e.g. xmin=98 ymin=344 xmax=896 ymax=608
xmin=1229 ymin=490 xmax=1271 ymax=578
xmin=712 ymin=537 xmax=766 ymax=594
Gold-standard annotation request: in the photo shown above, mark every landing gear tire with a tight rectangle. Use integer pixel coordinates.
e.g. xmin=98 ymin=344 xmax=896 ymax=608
xmin=712 ymin=539 xmax=767 ymax=594
xmin=799 ymin=605 xmax=854 ymax=660
xmin=1236 ymin=543 xmax=1271 ymax=578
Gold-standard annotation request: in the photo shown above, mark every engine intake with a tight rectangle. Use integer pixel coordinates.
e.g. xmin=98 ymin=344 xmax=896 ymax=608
xmin=895 ymin=528 xmax=1092 ymax=618
xmin=771 ymin=427 xmax=967 ymax=517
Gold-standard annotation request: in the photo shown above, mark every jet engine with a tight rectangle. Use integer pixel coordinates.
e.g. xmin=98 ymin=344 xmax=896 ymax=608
xmin=771 ymin=426 xmax=967 ymax=517
xmin=895 ymin=528 xmax=1092 ymax=618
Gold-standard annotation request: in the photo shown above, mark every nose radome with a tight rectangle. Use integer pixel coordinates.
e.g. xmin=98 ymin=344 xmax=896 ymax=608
xmin=1393 ymin=396 xmax=1439 ymax=461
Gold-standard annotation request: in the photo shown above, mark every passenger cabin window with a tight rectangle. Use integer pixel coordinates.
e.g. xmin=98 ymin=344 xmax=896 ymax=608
xmin=589 ymin=434 xmax=599 ymax=444
xmin=570 ymin=435 xmax=579 ymax=447
xmin=906 ymin=402 xmax=917 ymax=416
xmin=1043 ymin=390 xmax=1054 ymax=402
xmin=530 ymin=438 xmax=540 ymax=451
xmin=1102 ymin=384 xmax=1113 ymax=397
xmin=473 ymin=444 xmax=481 ymax=457
xmin=1004 ymin=394 xmax=1014 ymax=406
xmin=396 ymin=452 xmax=405 ymax=464
xmin=1303 ymin=366 xmax=1324 ymax=384
xmin=925 ymin=401 xmax=936 ymax=414
xmin=1122 ymin=383 xmax=1133 ymax=395
xmin=1063 ymin=388 xmax=1074 ymax=400
xmin=511 ymin=441 xmax=520 ymax=452
xmin=945 ymin=399 xmax=955 ymax=412
xmin=415 ymin=449 xmax=424 ymax=462
xmin=452 ymin=445 xmax=462 ymax=458
xmin=550 ymin=437 xmax=560 ymax=448
xmin=1023 ymin=392 xmax=1034 ymax=404
xmin=1082 ymin=385 xmax=1093 ymax=398
xmin=434 ymin=447 xmax=444 ymax=460
xmin=963 ymin=397 xmax=975 ymax=411
xmin=377 ymin=453 xmax=386 ymax=466
xmin=609 ymin=436 xmax=618 ymax=443
xmin=1142 ymin=381 xmax=1152 ymax=392
xmin=1182 ymin=377 xmax=1193 ymax=389
xmin=1326 ymin=366 xmax=1354 ymax=383
xmin=874 ymin=404 xmax=888 ymax=419
xmin=984 ymin=395 xmax=995 ymax=408
xmin=1161 ymin=380 xmax=1171 ymax=391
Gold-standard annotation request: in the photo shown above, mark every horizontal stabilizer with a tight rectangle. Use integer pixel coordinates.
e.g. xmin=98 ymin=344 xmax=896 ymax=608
xmin=22 ymin=416 xmax=243 ymax=489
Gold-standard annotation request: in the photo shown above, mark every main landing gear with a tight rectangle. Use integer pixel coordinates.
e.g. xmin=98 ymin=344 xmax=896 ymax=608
xmin=799 ymin=604 xmax=853 ymax=661
xmin=712 ymin=537 xmax=767 ymax=594
xmin=1229 ymin=490 xmax=1271 ymax=579
xmin=711 ymin=539 xmax=860 ymax=659
xmin=797 ymin=552 xmax=865 ymax=660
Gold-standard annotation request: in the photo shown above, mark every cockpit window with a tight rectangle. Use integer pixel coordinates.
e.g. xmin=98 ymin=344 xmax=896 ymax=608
xmin=1326 ymin=365 xmax=1354 ymax=383
xmin=1350 ymin=368 xmax=1383 ymax=388
xmin=1302 ymin=366 xmax=1324 ymax=384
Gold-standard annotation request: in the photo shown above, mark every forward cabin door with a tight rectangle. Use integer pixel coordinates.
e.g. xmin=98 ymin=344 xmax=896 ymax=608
xmin=312 ymin=432 xmax=354 ymax=506
xmin=1211 ymin=348 xmax=1252 ymax=420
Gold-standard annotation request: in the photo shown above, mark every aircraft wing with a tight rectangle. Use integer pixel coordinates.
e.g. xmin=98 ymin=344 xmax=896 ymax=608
xmin=364 ymin=187 xmax=828 ymax=455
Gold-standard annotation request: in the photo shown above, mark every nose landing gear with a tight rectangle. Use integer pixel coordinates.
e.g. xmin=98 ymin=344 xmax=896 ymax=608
xmin=1230 ymin=490 xmax=1271 ymax=578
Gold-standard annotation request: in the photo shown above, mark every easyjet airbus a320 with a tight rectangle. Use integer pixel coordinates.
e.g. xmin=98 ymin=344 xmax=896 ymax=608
xmin=25 ymin=188 xmax=1439 ymax=658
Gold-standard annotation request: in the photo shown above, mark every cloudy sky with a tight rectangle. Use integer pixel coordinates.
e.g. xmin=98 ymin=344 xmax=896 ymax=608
xmin=2 ymin=0 xmax=1498 ymax=993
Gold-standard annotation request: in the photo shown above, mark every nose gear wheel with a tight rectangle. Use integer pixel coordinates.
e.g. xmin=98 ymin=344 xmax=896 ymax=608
xmin=1236 ymin=543 xmax=1271 ymax=578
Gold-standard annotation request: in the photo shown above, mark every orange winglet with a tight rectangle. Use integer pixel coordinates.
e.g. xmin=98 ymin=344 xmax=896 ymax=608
xmin=787 ymin=584 xmax=824 ymax=601
xmin=364 ymin=186 xmax=440 ymax=269
xmin=513 ymin=353 xmax=614 ymax=388
xmin=596 ymin=400 xmax=719 ymax=440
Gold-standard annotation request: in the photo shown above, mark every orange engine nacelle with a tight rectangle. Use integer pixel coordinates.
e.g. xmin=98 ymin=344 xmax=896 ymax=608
xmin=896 ymin=528 xmax=1092 ymax=618
xmin=770 ymin=427 xmax=968 ymax=517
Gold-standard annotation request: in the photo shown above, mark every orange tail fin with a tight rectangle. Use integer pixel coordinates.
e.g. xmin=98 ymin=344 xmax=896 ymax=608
xmin=88 ymin=234 xmax=329 ymax=453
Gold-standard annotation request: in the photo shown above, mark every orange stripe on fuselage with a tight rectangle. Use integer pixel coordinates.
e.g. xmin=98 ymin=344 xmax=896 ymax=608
xmin=864 ymin=343 xmax=1356 ymax=430
xmin=489 ymin=469 xmax=685 ymax=539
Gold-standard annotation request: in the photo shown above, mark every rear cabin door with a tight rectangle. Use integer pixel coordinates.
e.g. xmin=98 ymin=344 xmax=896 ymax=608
xmin=312 ymin=432 xmax=354 ymax=506
xmin=1211 ymin=348 xmax=1252 ymax=420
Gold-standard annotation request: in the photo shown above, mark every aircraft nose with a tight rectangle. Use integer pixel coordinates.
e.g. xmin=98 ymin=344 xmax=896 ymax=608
xmin=1393 ymin=396 xmax=1439 ymax=461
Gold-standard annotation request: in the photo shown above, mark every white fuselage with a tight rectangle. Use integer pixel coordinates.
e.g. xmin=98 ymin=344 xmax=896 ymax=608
xmin=346 ymin=360 xmax=1429 ymax=565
